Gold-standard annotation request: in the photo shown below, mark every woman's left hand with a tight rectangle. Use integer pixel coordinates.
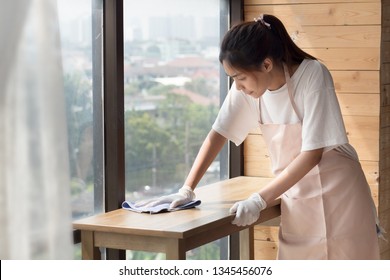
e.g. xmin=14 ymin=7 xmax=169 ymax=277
xmin=229 ymin=193 xmax=267 ymax=226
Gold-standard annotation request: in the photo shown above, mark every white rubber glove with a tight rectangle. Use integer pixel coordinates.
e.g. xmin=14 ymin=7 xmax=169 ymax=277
xmin=229 ymin=193 xmax=267 ymax=226
xmin=135 ymin=185 xmax=195 ymax=209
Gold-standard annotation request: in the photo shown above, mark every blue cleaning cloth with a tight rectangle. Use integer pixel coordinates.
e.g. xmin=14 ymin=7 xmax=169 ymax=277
xmin=121 ymin=200 xmax=201 ymax=214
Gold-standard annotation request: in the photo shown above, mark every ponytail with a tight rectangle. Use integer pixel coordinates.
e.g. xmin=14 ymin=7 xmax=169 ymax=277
xmin=219 ymin=14 xmax=316 ymax=71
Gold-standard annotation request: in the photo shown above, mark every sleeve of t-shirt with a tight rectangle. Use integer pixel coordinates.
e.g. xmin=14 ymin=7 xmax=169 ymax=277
xmin=301 ymin=61 xmax=348 ymax=151
xmin=212 ymin=82 xmax=259 ymax=146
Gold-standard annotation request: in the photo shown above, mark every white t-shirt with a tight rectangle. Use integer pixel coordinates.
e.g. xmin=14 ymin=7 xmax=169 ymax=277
xmin=212 ymin=59 xmax=358 ymax=159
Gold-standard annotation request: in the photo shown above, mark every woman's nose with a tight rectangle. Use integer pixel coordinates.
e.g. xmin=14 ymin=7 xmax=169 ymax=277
xmin=235 ymin=82 xmax=243 ymax=91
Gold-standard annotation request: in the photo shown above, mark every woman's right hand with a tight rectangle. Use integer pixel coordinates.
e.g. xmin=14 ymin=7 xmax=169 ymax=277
xmin=135 ymin=185 xmax=195 ymax=209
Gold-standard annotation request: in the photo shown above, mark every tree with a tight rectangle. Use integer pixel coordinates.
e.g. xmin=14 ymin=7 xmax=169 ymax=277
xmin=64 ymin=72 xmax=93 ymax=194
xmin=124 ymin=86 xmax=219 ymax=197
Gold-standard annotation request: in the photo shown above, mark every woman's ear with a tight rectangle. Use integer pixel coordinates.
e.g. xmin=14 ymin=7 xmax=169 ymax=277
xmin=263 ymin=58 xmax=273 ymax=72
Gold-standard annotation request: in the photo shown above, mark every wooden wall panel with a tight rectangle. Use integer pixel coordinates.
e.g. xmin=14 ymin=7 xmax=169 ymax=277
xmin=332 ymin=71 xmax=379 ymax=93
xmin=242 ymin=0 xmax=384 ymax=259
xmin=246 ymin=0 xmax=378 ymax=4
xmin=338 ymin=94 xmax=379 ymax=117
xmin=380 ymin=0 xmax=390 ymax=259
xmin=243 ymin=134 xmax=273 ymax=177
xmin=253 ymin=226 xmax=279 ymax=260
xmin=344 ymin=116 xmax=379 ymax=161
xmin=305 ymin=48 xmax=379 ymax=71
xmin=245 ymin=3 xmax=380 ymax=26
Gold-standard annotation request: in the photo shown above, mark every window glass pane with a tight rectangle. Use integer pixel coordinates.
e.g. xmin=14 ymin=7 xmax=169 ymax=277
xmin=124 ymin=0 xmax=228 ymax=260
xmin=58 ymin=0 xmax=104 ymax=221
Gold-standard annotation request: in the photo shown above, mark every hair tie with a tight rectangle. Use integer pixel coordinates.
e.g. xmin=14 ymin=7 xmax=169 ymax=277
xmin=254 ymin=14 xmax=271 ymax=29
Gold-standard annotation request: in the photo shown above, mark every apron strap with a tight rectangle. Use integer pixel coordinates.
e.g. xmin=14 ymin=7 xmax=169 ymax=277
xmin=283 ymin=63 xmax=303 ymax=121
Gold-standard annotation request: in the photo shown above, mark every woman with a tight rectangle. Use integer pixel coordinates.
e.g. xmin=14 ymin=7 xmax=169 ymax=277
xmin=137 ymin=14 xmax=382 ymax=259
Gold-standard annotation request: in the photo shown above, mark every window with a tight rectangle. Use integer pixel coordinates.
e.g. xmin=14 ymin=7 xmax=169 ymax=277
xmin=123 ymin=0 xmax=229 ymax=259
xmin=58 ymin=0 xmax=104 ymax=220
xmin=58 ymin=0 xmax=104 ymax=258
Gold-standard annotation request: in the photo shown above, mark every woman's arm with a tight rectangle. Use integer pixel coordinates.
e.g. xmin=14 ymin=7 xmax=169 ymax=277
xmin=135 ymin=129 xmax=226 ymax=208
xmin=229 ymin=147 xmax=324 ymax=226
xmin=259 ymin=148 xmax=324 ymax=203
xmin=184 ymin=129 xmax=227 ymax=190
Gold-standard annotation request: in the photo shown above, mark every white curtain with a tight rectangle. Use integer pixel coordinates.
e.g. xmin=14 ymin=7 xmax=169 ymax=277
xmin=0 ymin=0 xmax=73 ymax=259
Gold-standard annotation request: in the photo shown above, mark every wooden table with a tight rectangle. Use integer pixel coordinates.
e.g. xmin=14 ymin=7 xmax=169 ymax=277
xmin=73 ymin=176 xmax=281 ymax=260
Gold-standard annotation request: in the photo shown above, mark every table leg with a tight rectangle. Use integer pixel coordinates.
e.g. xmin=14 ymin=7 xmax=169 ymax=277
xmin=239 ymin=227 xmax=254 ymax=260
xmin=229 ymin=233 xmax=240 ymax=260
xmin=229 ymin=228 xmax=254 ymax=260
xmin=165 ymin=238 xmax=186 ymax=260
xmin=81 ymin=230 xmax=101 ymax=260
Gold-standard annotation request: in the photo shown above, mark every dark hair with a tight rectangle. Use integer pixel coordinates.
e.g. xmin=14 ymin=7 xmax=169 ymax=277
xmin=219 ymin=14 xmax=316 ymax=71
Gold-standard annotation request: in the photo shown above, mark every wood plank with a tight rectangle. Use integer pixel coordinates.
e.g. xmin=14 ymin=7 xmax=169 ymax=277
xmin=254 ymin=225 xmax=279 ymax=241
xmin=378 ymin=178 xmax=390 ymax=210
xmin=344 ymin=116 xmax=379 ymax=161
xmin=380 ymin=105 xmax=390 ymax=126
xmin=383 ymin=0 xmax=390 ymax=28
xmin=379 ymin=165 xmax=390 ymax=186
xmin=381 ymin=63 xmax=390 ymax=85
xmin=370 ymin=183 xmax=379 ymax=208
xmin=245 ymin=0 xmax=379 ymax=5
xmin=303 ymin=48 xmax=379 ymax=71
xmin=378 ymin=208 xmax=390 ymax=253
xmin=380 ymin=3 xmax=390 ymax=255
xmin=94 ymin=231 xmax=170 ymax=252
xmin=254 ymin=240 xmax=278 ymax=260
xmin=243 ymin=5 xmax=380 ymax=48
xmin=383 ymin=26 xmax=390 ymax=42
xmin=379 ymin=108 xmax=390 ymax=212
xmin=331 ymin=70 xmax=379 ymax=94
xmin=361 ymin=160 xmax=379 ymax=186
xmin=165 ymin=239 xmax=186 ymax=260
xmin=383 ymin=42 xmax=390 ymax=63
xmin=290 ymin=26 xmax=380 ymax=48
xmin=244 ymin=155 xmax=274 ymax=177
xmin=245 ymin=3 xmax=380 ymax=26
xmin=379 ymin=169 xmax=390 ymax=197
xmin=244 ymin=134 xmax=273 ymax=177
xmin=337 ymin=93 xmax=379 ymax=116
xmin=81 ymin=231 xmax=101 ymax=260
xmin=381 ymin=85 xmax=390 ymax=107
xmin=244 ymin=134 xmax=268 ymax=156
xmin=380 ymin=249 xmax=390 ymax=260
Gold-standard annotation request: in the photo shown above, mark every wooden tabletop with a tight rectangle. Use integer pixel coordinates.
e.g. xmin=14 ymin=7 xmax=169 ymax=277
xmin=73 ymin=176 xmax=281 ymax=240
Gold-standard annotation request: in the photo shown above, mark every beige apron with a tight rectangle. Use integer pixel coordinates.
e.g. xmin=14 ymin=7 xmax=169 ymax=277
xmin=259 ymin=65 xmax=380 ymax=259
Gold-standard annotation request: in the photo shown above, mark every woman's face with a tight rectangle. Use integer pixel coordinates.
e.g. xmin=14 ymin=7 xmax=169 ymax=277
xmin=222 ymin=61 xmax=272 ymax=99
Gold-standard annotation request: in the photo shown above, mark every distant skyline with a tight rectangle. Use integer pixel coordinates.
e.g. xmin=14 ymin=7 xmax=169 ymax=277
xmin=125 ymin=0 xmax=220 ymax=41
xmin=57 ymin=0 xmax=220 ymax=20
xmin=57 ymin=0 xmax=221 ymax=42
xmin=124 ymin=0 xmax=219 ymax=17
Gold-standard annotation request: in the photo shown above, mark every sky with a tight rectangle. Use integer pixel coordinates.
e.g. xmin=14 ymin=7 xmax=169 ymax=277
xmin=57 ymin=0 xmax=222 ymax=41
xmin=124 ymin=0 xmax=219 ymax=17
xmin=57 ymin=0 xmax=220 ymax=20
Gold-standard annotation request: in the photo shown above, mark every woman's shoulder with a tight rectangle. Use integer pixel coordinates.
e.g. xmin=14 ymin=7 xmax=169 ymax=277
xmin=294 ymin=59 xmax=331 ymax=83
xmin=299 ymin=59 xmax=327 ymax=73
